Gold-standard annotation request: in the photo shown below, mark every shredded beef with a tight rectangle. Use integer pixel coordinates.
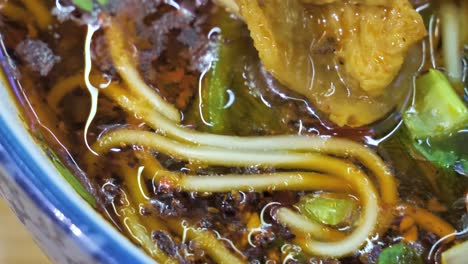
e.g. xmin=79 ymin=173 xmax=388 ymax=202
xmin=91 ymin=34 xmax=116 ymax=75
xmin=213 ymin=192 xmax=240 ymax=218
xmin=152 ymin=230 xmax=178 ymax=256
xmin=147 ymin=10 xmax=194 ymax=57
xmin=15 ymin=39 xmax=60 ymax=76
xmin=51 ymin=4 xmax=76 ymax=22
xmin=177 ymin=28 xmax=200 ymax=47
xmin=150 ymin=192 xmax=188 ymax=217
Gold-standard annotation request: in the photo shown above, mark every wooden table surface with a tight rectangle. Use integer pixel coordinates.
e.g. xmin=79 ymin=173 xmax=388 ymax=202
xmin=0 ymin=198 xmax=51 ymax=264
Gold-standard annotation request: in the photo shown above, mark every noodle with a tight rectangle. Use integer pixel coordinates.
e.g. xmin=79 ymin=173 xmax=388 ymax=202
xmin=275 ymin=208 xmax=346 ymax=241
xmin=100 ymin=82 xmax=397 ymax=206
xmin=22 ymin=3 xmax=455 ymax=263
xmin=120 ymin=209 xmax=177 ymax=263
xmin=47 ymin=73 xmax=85 ymax=109
xmin=19 ymin=0 xmax=52 ymax=30
xmin=137 ymin=153 xmax=351 ymax=242
xmin=105 ymin=22 xmax=181 ymax=123
xmin=121 ymin=154 xmax=247 ymax=262
xmin=165 ymin=219 xmax=245 ymax=263
xmin=119 ymin=165 xmax=178 ymax=263
xmin=60 ymin=20 xmax=398 ymax=256
xmin=93 ymin=128 xmax=381 ymax=257
xmin=45 ymin=16 xmax=398 ymax=259
xmin=176 ymin=173 xmax=350 ymax=193
xmin=0 ymin=2 xmax=31 ymax=23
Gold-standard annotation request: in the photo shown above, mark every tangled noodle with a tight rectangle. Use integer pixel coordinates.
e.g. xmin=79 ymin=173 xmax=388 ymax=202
xmin=40 ymin=11 xmax=456 ymax=263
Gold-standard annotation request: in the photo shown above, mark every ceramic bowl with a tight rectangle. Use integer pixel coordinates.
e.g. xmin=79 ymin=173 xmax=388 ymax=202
xmin=0 ymin=41 xmax=154 ymax=263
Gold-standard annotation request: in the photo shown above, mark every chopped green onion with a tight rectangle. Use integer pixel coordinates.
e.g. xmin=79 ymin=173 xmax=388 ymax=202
xmin=72 ymin=0 xmax=108 ymax=12
xmin=404 ymin=69 xmax=468 ymax=139
xmin=202 ymin=12 xmax=243 ymax=134
xmin=298 ymin=194 xmax=355 ymax=226
xmin=72 ymin=0 xmax=93 ymax=12
xmin=35 ymin=131 xmax=96 ymax=206
xmin=203 ymin=41 xmax=233 ymax=133
xmin=378 ymin=243 xmax=422 ymax=264
xmin=47 ymin=150 xmax=96 ymax=207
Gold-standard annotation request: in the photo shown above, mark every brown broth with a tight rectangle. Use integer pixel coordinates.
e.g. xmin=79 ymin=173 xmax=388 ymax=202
xmin=1 ymin=1 xmax=467 ymax=263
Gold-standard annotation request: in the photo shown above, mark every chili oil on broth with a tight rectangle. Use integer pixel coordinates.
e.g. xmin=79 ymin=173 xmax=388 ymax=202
xmin=0 ymin=0 xmax=466 ymax=263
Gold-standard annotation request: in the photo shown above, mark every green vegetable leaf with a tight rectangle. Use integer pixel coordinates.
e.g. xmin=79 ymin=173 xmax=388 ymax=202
xmin=378 ymin=243 xmax=422 ymax=264
xmin=404 ymin=69 xmax=468 ymax=138
xmin=298 ymin=194 xmax=355 ymax=226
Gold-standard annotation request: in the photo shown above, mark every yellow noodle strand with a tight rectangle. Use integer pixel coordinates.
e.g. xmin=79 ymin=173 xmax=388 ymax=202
xmin=276 ymin=208 xmax=346 ymax=241
xmin=101 ymin=83 xmax=397 ymax=206
xmin=105 ymin=22 xmax=181 ymax=122
xmin=279 ymin=165 xmax=378 ymax=256
xmin=120 ymin=155 xmax=244 ymax=262
xmin=20 ymin=0 xmax=52 ymax=30
xmin=103 ymin=21 xmax=392 ymax=204
xmin=47 ymin=74 xmax=85 ymax=109
xmin=136 ymin=152 xmax=349 ymax=241
xmin=119 ymin=165 xmax=178 ymax=263
xmin=94 ymin=128 xmax=380 ymax=257
xmin=178 ymin=173 xmax=351 ymax=193
xmin=97 ymin=21 xmax=399 ymax=258
xmin=0 ymin=2 xmax=31 ymax=23
xmin=165 ymin=219 xmax=245 ymax=263
xmin=120 ymin=209 xmax=177 ymax=264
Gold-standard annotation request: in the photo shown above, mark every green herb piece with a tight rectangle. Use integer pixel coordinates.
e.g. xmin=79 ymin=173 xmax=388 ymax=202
xmin=47 ymin=150 xmax=96 ymax=207
xmin=381 ymin=127 xmax=467 ymax=205
xmin=201 ymin=12 xmax=244 ymax=134
xmin=413 ymin=143 xmax=459 ymax=169
xmin=202 ymin=41 xmax=232 ymax=133
xmin=298 ymin=195 xmax=355 ymax=226
xmin=34 ymin=130 xmax=96 ymax=207
xmin=72 ymin=0 xmax=108 ymax=12
xmin=187 ymin=13 xmax=295 ymax=136
xmin=378 ymin=243 xmax=422 ymax=264
xmin=410 ymin=129 xmax=468 ymax=171
xmin=404 ymin=69 xmax=468 ymax=139
xmin=72 ymin=0 xmax=93 ymax=12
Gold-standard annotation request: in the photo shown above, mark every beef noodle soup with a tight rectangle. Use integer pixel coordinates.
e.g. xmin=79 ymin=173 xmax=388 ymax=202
xmin=1 ymin=0 xmax=467 ymax=263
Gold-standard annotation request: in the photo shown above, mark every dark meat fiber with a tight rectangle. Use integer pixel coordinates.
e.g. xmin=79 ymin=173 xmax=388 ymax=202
xmin=15 ymin=39 xmax=60 ymax=76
